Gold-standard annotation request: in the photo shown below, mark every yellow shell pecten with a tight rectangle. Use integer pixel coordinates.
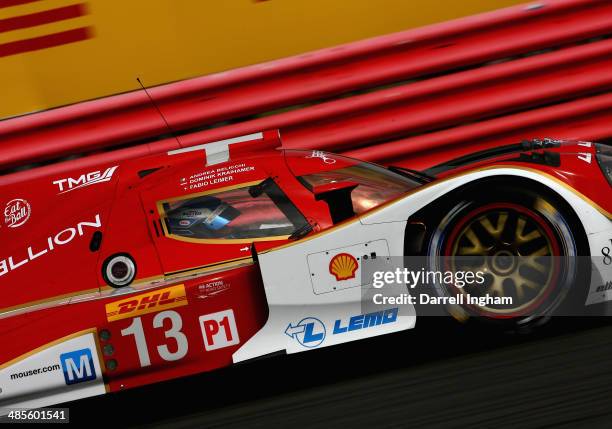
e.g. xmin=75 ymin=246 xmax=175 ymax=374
xmin=329 ymin=253 xmax=358 ymax=281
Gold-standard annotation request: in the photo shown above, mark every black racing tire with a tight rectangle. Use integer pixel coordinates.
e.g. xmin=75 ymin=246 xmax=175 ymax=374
xmin=425 ymin=183 xmax=590 ymax=330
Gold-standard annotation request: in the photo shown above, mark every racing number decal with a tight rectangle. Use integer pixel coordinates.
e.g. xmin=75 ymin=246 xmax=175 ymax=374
xmin=603 ymin=239 xmax=612 ymax=266
xmin=155 ymin=311 xmax=189 ymax=362
xmin=119 ymin=308 xmax=240 ymax=368
xmin=121 ymin=310 xmax=188 ymax=367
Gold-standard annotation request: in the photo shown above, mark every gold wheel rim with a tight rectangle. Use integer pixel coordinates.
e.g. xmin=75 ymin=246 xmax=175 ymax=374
xmin=448 ymin=204 xmax=558 ymax=315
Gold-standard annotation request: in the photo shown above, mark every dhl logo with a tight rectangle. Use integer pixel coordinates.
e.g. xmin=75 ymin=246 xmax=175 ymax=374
xmin=105 ymin=284 xmax=188 ymax=322
xmin=0 ymin=1 xmax=93 ymax=58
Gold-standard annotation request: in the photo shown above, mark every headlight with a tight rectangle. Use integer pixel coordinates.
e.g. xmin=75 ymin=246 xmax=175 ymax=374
xmin=595 ymin=143 xmax=612 ymax=186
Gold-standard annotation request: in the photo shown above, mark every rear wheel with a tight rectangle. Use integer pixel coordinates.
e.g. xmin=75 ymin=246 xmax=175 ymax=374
xmin=426 ymin=185 xmax=586 ymax=329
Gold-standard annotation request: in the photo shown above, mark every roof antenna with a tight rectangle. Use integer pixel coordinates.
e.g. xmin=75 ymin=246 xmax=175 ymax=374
xmin=136 ymin=77 xmax=182 ymax=146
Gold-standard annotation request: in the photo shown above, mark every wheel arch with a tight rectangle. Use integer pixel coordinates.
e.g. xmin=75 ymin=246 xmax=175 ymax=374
xmin=404 ymin=175 xmax=590 ymax=256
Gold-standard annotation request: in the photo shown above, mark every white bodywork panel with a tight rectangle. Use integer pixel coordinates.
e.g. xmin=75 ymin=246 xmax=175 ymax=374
xmin=360 ymin=167 xmax=611 ymax=306
xmin=0 ymin=332 xmax=105 ymax=413
xmin=234 ymin=167 xmax=611 ymax=363
xmin=167 ymin=132 xmax=264 ymax=165
xmin=585 ymin=230 xmax=612 ymax=305
xmin=233 ymin=221 xmax=414 ymax=362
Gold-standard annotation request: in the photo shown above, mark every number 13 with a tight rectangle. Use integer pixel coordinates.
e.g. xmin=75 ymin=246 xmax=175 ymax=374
xmin=121 ymin=310 xmax=188 ymax=367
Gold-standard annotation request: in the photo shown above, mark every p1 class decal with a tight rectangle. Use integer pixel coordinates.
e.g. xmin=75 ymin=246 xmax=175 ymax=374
xmin=53 ymin=166 xmax=118 ymax=194
xmin=199 ymin=309 xmax=240 ymax=351
xmin=3 ymin=199 xmax=31 ymax=228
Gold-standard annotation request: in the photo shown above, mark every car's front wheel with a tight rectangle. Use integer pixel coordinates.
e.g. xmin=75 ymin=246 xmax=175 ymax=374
xmin=425 ymin=184 xmax=587 ymax=329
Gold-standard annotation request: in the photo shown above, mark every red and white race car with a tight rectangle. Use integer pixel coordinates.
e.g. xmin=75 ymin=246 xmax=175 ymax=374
xmin=0 ymin=131 xmax=610 ymax=410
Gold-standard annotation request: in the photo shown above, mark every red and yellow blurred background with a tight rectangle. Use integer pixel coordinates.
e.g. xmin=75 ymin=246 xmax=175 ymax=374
xmin=0 ymin=0 xmax=524 ymax=120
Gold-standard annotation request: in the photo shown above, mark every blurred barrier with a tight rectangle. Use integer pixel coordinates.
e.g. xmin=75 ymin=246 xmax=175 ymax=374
xmin=0 ymin=0 xmax=526 ymax=119
xmin=0 ymin=0 xmax=611 ymax=177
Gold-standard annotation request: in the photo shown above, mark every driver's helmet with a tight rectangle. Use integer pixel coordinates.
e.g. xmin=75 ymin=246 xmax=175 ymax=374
xmin=165 ymin=196 xmax=240 ymax=236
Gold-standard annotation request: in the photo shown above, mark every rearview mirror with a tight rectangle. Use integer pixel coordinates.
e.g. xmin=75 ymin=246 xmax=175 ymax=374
xmin=312 ymin=181 xmax=359 ymax=224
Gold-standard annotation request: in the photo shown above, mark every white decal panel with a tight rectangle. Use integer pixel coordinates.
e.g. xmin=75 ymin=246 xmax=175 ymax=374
xmin=307 ymin=240 xmax=390 ymax=294
xmin=586 ymin=231 xmax=612 ymax=305
xmin=0 ymin=332 xmax=105 ymax=413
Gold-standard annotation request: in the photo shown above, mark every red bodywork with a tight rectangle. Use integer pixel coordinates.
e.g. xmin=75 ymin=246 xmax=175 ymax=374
xmin=0 ymin=136 xmax=609 ymax=393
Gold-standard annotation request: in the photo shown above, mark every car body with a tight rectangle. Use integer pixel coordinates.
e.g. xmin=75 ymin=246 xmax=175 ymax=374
xmin=0 ymin=131 xmax=610 ymax=410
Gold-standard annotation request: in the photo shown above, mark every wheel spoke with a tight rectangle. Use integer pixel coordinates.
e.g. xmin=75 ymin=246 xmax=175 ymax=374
xmin=458 ymin=227 xmax=488 ymax=255
xmin=522 ymin=256 xmax=549 ymax=273
xmin=516 ymin=216 xmax=542 ymax=244
xmin=527 ymin=245 xmax=550 ymax=257
xmin=479 ymin=212 xmax=508 ymax=240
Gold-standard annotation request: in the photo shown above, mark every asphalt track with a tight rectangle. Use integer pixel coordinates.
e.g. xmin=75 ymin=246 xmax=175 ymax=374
xmin=68 ymin=317 xmax=612 ymax=428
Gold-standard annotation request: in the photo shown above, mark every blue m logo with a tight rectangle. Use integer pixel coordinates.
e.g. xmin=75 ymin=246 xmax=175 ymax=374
xmin=60 ymin=348 xmax=96 ymax=385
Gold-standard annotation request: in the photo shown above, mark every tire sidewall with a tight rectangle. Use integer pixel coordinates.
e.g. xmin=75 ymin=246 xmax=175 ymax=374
xmin=426 ymin=186 xmax=580 ymax=328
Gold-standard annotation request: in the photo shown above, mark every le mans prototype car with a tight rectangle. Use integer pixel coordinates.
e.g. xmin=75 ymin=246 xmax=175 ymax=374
xmin=0 ymin=130 xmax=610 ymax=410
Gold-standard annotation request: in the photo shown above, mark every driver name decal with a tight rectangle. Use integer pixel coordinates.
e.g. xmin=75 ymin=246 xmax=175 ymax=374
xmin=180 ymin=163 xmax=255 ymax=191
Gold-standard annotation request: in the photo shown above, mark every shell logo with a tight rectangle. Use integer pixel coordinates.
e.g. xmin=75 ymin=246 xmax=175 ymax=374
xmin=328 ymin=253 xmax=358 ymax=281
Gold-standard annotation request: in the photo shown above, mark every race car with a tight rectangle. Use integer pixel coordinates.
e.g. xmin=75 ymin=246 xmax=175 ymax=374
xmin=0 ymin=130 xmax=610 ymax=410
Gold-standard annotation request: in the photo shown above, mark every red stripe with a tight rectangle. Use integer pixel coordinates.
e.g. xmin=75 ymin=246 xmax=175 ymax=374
xmin=0 ymin=4 xmax=86 ymax=33
xmin=0 ymin=0 xmax=39 ymax=9
xmin=0 ymin=26 xmax=92 ymax=57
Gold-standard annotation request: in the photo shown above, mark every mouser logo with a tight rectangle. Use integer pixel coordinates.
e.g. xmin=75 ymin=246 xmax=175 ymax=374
xmin=53 ymin=166 xmax=118 ymax=194
xmin=0 ymin=214 xmax=101 ymax=278
xmin=60 ymin=348 xmax=96 ymax=385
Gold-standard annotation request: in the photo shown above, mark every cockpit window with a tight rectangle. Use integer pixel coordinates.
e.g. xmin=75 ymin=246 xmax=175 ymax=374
xmin=160 ymin=180 xmax=307 ymax=241
xmin=299 ymin=163 xmax=420 ymax=214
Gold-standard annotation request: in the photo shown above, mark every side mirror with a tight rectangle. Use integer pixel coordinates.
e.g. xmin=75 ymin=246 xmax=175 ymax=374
xmin=312 ymin=181 xmax=359 ymax=224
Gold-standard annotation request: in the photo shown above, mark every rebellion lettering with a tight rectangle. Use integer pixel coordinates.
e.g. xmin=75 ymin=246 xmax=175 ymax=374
xmin=0 ymin=214 xmax=101 ymax=278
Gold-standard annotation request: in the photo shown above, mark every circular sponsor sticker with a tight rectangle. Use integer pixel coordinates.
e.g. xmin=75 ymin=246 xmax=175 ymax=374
xmin=4 ymin=198 xmax=31 ymax=228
